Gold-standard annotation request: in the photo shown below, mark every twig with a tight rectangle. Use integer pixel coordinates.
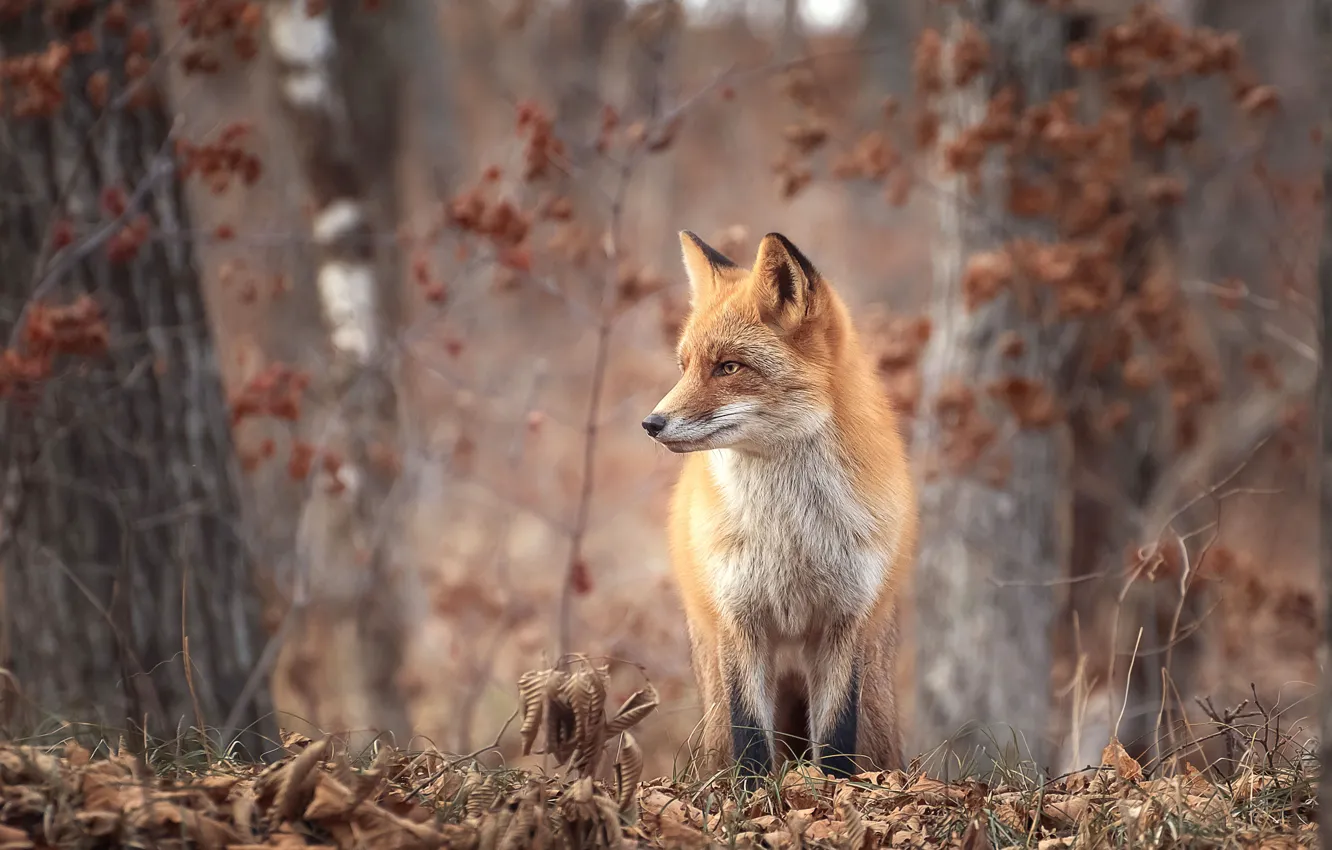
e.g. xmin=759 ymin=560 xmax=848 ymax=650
xmin=558 ymin=310 xmax=615 ymax=658
xmin=556 ymin=31 xmax=672 ymax=658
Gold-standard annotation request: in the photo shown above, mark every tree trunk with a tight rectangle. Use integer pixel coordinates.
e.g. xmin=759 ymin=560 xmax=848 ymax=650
xmin=1318 ymin=139 xmax=1332 ymax=850
xmin=558 ymin=0 xmax=625 ymax=166
xmin=0 ymin=2 xmax=274 ymax=755
xmin=859 ymin=0 xmax=917 ymax=100
xmin=265 ymin=0 xmax=417 ymax=747
xmin=1050 ymin=41 xmax=1186 ymax=770
xmin=779 ymin=0 xmax=802 ymax=60
xmin=912 ymin=1 xmax=1075 ymax=774
xmin=1315 ymin=1 xmax=1332 ymax=843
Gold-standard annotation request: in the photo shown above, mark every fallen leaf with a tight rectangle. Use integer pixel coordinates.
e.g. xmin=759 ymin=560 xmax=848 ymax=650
xmin=1101 ymin=737 xmax=1143 ymax=782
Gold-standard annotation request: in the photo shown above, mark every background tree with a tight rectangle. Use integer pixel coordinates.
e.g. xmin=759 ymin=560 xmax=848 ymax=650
xmin=911 ymin=0 xmax=1075 ymax=772
xmin=0 ymin=0 xmax=274 ymax=754
xmin=909 ymin=0 xmax=1309 ymax=773
xmin=262 ymin=0 xmax=428 ymax=748
xmin=1319 ymin=120 xmax=1332 ymax=850
xmin=1316 ymin=1 xmax=1332 ymax=843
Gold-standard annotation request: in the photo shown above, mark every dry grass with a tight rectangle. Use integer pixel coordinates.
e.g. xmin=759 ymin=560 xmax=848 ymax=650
xmin=0 ymin=666 xmax=1317 ymax=849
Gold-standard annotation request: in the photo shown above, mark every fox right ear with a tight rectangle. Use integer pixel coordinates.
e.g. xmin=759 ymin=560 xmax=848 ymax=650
xmin=679 ymin=230 xmax=739 ymax=305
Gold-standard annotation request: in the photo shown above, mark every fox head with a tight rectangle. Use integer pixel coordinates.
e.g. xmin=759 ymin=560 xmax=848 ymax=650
xmin=642 ymin=230 xmax=851 ymax=454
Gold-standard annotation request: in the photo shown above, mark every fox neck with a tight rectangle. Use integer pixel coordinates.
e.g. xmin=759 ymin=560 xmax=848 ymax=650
xmin=704 ymin=413 xmax=873 ymax=539
xmin=706 ymin=429 xmax=841 ymax=492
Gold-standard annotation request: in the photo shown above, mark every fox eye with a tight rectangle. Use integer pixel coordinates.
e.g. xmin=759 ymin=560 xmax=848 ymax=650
xmin=713 ymin=361 xmax=742 ymax=377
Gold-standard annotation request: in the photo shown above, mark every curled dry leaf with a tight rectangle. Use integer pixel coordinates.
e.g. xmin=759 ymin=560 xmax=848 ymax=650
xmin=1100 ymin=736 xmax=1143 ymax=783
xmin=781 ymin=765 xmax=827 ymax=810
xmin=605 ymin=681 xmax=660 ymax=735
xmin=273 ymin=736 xmax=329 ymax=823
xmin=960 ymin=813 xmax=991 ymax=850
xmin=543 ymin=670 xmax=578 ymax=767
xmin=785 ymin=807 xmax=812 ymax=844
xmin=304 ymin=772 xmax=357 ymax=821
xmin=503 ymin=779 xmax=550 ymax=849
xmin=232 ymin=787 xmax=257 ymax=840
xmin=558 ymin=776 xmax=598 ymax=823
xmin=613 ymin=732 xmax=644 ymax=816
xmin=517 ymin=668 xmax=550 ymax=755
xmin=1042 ymin=794 xmax=1094 ymax=827
xmin=556 ymin=776 xmax=625 ymax=849
xmin=834 ymin=786 xmax=867 ymax=850
xmin=279 ymin=728 xmax=314 ymax=753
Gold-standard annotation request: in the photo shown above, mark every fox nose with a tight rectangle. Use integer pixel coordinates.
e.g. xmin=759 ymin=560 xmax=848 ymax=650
xmin=641 ymin=413 xmax=667 ymax=438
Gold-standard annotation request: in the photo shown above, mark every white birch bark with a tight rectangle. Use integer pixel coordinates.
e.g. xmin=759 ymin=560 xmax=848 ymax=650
xmin=265 ymin=0 xmax=414 ymax=745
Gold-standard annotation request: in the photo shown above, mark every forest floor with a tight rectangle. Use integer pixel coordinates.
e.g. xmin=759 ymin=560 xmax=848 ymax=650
xmin=0 ymin=727 xmax=1316 ymax=850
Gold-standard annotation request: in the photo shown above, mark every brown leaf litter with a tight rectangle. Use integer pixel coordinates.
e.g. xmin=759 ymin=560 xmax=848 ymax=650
xmin=0 ymin=693 xmax=1315 ymax=848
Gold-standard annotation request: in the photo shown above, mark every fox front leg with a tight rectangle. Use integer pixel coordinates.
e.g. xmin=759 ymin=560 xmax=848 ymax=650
xmin=806 ymin=630 xmax=861 ymax=778
xmin=720 ymin=637 xmax=775 ymax=790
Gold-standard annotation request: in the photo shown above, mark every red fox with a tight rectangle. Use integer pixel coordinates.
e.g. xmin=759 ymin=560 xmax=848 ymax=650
xmin=642 ymin=230 xmax=918 ymax=782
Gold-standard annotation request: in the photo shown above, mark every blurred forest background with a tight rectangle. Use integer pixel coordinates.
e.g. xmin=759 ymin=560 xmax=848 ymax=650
xmin=0 ymin=0 xmax=1323 ymax=783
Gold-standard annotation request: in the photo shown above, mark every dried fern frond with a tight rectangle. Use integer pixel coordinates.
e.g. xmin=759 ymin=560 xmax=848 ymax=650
xmin=543 ymin=670 xmax=578 ymax=767
xmin=516 ymin=668 xmax=551 ymax=756
xmin=563 ymin=664 xmax=608 ymax=776
xmin=613 ymin=732 xmax=644 ymax=817
xmin=605 ymin=681 xmax=660 ymax=735
xmin=463 ymin=767 xmax=499 ymax=819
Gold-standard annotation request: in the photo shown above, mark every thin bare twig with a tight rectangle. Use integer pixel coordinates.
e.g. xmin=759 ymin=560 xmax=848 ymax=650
xmin=556 ymin=33 xmax=673 ymax=658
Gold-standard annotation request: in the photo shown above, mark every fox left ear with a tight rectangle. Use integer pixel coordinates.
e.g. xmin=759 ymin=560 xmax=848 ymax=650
xmin=679 ymin=230 xmax=740 ymax=306
xmin=752 ymin=232 xmax=820 ymax=332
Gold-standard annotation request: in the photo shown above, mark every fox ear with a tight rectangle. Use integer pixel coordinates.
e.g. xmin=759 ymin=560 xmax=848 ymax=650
xmin=752 ymin=232 xmax=820 ymax=332
xmin=679 ymin=230 xmax=739 ymax=305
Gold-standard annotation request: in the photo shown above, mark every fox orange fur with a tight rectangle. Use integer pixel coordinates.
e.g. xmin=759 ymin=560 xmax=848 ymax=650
xmin=642 ymin=230 xmax=918 ymax=782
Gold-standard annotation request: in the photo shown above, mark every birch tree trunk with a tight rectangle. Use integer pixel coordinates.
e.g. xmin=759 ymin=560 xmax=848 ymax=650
xmin=265 ymin=0 xmax=416 ymax=746
xmin=0 ymin=2 xmax=273 ymax=754
xmin=912 ymin=1 xmax=1074 ymax=773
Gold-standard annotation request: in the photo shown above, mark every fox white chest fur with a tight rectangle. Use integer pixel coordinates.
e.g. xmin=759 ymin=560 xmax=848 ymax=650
xmin=699 ymin=433 xmax=887 ymax=637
